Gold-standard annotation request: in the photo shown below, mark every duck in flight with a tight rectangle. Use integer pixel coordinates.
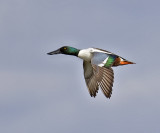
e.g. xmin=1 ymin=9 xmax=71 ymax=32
xmin=47 ymin=46 xmax=135 ymax=98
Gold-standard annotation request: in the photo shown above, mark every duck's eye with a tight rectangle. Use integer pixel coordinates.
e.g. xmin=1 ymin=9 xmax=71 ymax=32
xmin=64 ymin=47 xmax=67 ymax=50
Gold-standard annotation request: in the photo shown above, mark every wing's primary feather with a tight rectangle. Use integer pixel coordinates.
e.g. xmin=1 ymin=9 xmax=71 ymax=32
xmin=98 ymin=67 xmax=114 ymax=98
xmin=83 ymin=61 xmax=114 ymax=98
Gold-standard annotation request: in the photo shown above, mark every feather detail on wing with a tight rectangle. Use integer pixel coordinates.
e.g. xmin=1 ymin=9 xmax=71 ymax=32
xmin=83 ymin=61 xmax=114 ymax=98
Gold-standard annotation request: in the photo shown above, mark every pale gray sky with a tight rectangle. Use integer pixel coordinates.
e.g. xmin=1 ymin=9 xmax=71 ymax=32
xmin=0 ymin=0 xmax=160 ymax=133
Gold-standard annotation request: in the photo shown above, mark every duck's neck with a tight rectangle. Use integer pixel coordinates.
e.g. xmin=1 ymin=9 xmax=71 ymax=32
xmin=77 ymin=49 xmax=92 ymax=62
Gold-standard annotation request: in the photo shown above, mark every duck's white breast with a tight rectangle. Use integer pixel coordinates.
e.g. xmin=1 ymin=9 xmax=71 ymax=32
xmin=78 ymin=48 xmax=93 ymax=61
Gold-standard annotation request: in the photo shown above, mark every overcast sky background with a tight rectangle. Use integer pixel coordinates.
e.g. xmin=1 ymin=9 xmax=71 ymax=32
xmin=0 ymin=0 xmax=160 ymax=133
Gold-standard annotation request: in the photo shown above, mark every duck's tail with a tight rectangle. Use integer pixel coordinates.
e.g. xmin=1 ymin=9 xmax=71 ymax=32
xmin=119 ymin=60 xmax=135 ymax=65
xmin=113 ymin=57 xmax=135 ymax=66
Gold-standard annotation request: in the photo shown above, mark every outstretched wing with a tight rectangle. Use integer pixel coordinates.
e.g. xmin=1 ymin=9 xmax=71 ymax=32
xmin=83 ymin=61 xmax=114 ymax=98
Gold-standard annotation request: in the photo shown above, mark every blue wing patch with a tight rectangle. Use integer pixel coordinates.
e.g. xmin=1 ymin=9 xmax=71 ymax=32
xmin=91 ymin=52 xmax=109 ymax=65
xmin=91 ymin=52 xmax=118 ymax=67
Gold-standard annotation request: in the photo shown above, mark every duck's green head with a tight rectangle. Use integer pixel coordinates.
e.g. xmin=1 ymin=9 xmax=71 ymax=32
xmin=47 ymin=46 xmax=80 ymax=56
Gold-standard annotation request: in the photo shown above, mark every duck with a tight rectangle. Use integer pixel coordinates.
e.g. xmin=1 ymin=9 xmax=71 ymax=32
xmin=47 ymin=46 xmax=135 ymax=98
